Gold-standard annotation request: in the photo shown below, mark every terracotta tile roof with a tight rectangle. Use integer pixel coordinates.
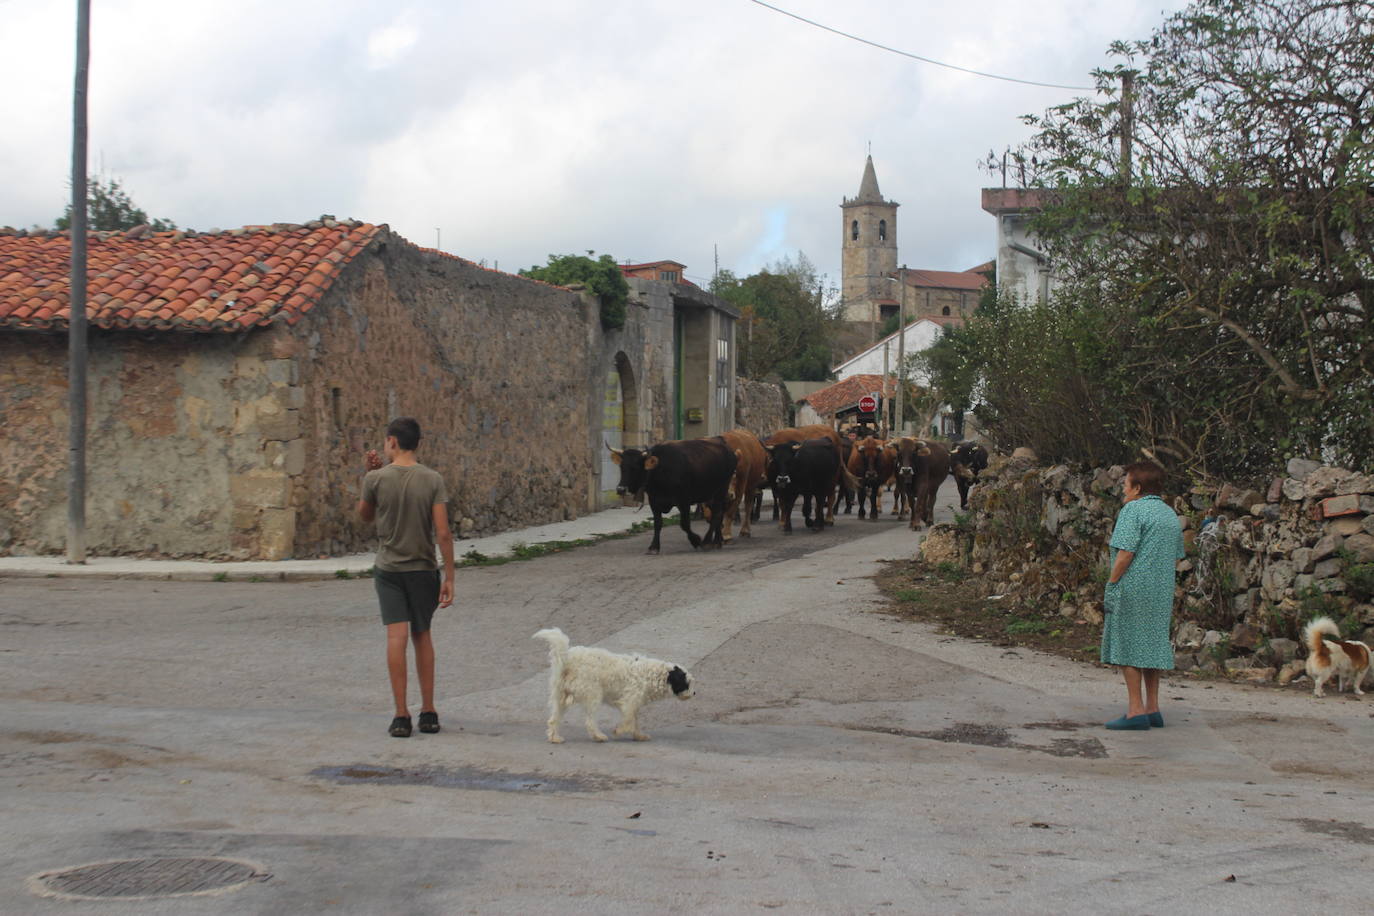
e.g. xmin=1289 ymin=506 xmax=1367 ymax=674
xmin=902 ymin=268 xmax=988 ymax=292
xmin=0 ymin=219 xmax=380 ymax=332
xmin=619 ymin=260 xmax=686 ymax=272
xmin=800 ymin=374 xmax=890 ymax=416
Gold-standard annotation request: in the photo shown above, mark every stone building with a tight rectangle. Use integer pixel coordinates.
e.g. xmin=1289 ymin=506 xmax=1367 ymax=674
xmin=840 ymin=156 xmax=990 ymax=326
xmin=0 ymin=222 xmax=736 ymax=559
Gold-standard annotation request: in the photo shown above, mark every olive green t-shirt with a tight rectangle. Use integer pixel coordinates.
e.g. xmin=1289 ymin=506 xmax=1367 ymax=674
xmin=361 ymin=463 xmax=449 ymax=572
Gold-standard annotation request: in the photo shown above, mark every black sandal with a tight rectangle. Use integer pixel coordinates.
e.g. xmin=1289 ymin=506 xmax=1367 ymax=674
xmin=388 ymin=716 xmax=412 ymax=738
xmin=418 ymin=711 xmax=440 ymax=734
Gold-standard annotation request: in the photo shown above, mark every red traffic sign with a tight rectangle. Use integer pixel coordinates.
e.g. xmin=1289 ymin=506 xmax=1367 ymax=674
xmin=858 ymin=395 xmax=877 ymax=413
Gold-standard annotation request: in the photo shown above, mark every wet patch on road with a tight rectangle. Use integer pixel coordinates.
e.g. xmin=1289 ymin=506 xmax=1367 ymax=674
xmin=1288 ymin=818 xmax=1374 ymax=845
xmin=843 ymin=721 xmax=1108 ymax=759
xmin=310 ymin=763 xmax=636 ymax=793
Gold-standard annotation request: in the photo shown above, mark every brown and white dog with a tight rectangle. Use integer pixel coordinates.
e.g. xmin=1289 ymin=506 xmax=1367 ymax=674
xmin=1302 ymin=616 xmax=1371 ymax=698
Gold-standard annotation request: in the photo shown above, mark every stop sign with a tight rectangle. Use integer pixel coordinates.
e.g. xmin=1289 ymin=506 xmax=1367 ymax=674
xmin=858 ymin=395 xmax=877 ymax=413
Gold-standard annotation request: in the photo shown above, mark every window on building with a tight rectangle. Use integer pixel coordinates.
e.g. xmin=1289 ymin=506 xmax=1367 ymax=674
xmin=878 ymin=219 xmax=887 ymax=241
xmin=942 ymin=306 xmax=951 ymax=316
xmin=716 ymin=337 xmax=730 ymax=409
xmin=851 ymin=220 xmax=859 ymax=241
xmin=659 ymin=270 xmax=679 ymax=283
xmin=879 ymin=304 xmax=899 ymax=321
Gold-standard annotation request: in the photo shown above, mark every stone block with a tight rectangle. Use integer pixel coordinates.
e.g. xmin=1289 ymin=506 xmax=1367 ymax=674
xmin=1174 ymin=621 xmax=1205 ymax=648
xmin=1234 ymin=667 xmax=1276 ymax=683
xmin=283 ymin=438 xmax=307 ymax=476
xmin=1286 ymin=457 xmax=1321 ymax=480
xmin=1335 ymin=474 xmax=1374 ymax=496
xmin=1316 ymin=578 xmax=1346 ymax=593
xmin=1261 ymin=560 xmax=1296 ymax=601
xmin=233 ymin=355 xmax=267 ymax=381
xmin=1230 ymin=622 xmax=1262 ymax=652
xmin=230 ymin=505 xmax=258 ymax=531
xmin=1266 ymin=477 xmax=1284 ymax=503
xmin=1290 ymin=547 xmax=1314 ymax=573
xmin=1276 ymin=659 xmax=1307 ymax=686
xmin=1201 ymin=629 xmax=1224 ymax=649
xmin=1328 ymin=517 xmax=1364 ymax=537
xmin=1224 ymin=655 xmax=1255 ymax=671
xmin=1313 ymin=558 xmax=1343 ymax=580
xmin=230 ymin=472 xmax=291 ymax=509
xmin=1174 ymin=653 xmax=1198 ymax=672
xmin=258 ymin=407 xmax=301 ymax=441
xmin=1312 ymin=534 xmax=1339 ymax=561
xmin=1321 ymin=494 xmax=1362 ymax=518
xmin=1343 ymin=533 xmax=1374 ymax=564
xmin=1266 ymin=638 xmax=1300 ymax=664
xmin=1365 ymin=515 xmax=1374 ymax=536
xmin=1304 ymin=467 xmax=1355 ymax=498
xmin=1219 ymin=485 xmax=1263 ymax=511
xmin=1281 ymin=477 xmax=1305 ymax=501
xmin=259 ymin=507 xmax=296 ymax=560
xmin=1294 ymin=573 xmax=1314 ymax=592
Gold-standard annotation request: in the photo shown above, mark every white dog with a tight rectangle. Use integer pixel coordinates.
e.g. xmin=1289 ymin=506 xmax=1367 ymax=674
xmin=532 ymin=628 xmax=694 ymax=743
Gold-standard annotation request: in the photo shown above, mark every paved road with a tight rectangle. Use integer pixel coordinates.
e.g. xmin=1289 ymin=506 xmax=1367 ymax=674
xmin=3 ymin=479 xmax=1372 ymax=914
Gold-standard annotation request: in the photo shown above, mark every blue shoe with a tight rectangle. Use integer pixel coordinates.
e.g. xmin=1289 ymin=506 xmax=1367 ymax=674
xmin=1147 ymin=711 xmax=1164 ymax=728
xmin=1104 ymin=714 xmax=1151 ymax=731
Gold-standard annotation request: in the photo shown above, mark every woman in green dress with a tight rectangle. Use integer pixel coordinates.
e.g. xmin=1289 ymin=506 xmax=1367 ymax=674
xmin=1101 ymin=460 xmax=1185 ymax=730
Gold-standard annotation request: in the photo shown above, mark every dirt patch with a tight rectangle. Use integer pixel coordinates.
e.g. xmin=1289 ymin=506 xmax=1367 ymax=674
xmin=873 ymin=558 xmax=1104 ymax=664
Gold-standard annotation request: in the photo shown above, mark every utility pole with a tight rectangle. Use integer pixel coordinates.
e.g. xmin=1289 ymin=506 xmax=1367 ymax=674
xmin=435 ymin=227 xmax=441 ymax=250
xmin=896 ymin=269 xmax=905 ymax=435
xmin=67 ymin=0 xmax=91 ymax=565
xmin=1120 ymin=71 xmax=1134 ymax=185
xmin=882 ymin=339 xmax=890 ymax=437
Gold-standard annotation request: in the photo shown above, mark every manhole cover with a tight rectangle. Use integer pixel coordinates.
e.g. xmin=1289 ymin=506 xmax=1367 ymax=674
xmin=29 ymin=857 xmax=269 ymax=901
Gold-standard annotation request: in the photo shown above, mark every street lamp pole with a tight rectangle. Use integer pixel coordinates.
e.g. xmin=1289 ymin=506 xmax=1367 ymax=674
xmin=888 ymin=273 xmax=906 ymax=435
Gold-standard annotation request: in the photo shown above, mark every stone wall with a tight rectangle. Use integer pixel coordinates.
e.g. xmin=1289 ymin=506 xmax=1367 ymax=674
xmin=923 ymin=454 xmax=1374 ymax=683
xmin=290 ymin=234 xmax=595 ymax=556
xmin=0 ymin=330 xmax=294 ymax=558
xmin=733 ymin=377 xmax=790 ymax=437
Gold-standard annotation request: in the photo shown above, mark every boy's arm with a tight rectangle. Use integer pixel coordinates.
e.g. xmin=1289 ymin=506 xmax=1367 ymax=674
xmin=433 ymin=501 xmax=455 ymax=607
xmin=357 ymin=450 xmax=383 ymax=523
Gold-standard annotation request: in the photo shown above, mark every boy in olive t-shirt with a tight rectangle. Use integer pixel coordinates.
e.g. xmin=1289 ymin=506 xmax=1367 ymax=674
xmin=357 ymin=417 xmax=456 ymax=738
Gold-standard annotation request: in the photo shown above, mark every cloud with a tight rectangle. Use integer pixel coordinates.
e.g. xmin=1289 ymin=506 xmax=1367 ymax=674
xmin=0 ymin=0 xmax=1193 ymax=286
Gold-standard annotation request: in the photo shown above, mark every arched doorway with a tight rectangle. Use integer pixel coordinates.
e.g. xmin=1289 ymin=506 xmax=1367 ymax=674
xmin=600 ymin=353 xmax=640 ymax=506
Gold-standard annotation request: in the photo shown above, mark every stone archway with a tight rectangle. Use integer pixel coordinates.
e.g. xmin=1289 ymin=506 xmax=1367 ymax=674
xmin=599 ymin=352 xmax=640 ymax=505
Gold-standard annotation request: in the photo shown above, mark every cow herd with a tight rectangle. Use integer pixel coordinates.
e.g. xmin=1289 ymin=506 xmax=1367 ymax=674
xmin=608 ymin=427 xmax=990 ymax=555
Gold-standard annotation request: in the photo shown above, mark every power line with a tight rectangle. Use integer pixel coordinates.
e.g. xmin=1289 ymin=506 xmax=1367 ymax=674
xmin=746 ymin=0 xmax=1096 ymax=92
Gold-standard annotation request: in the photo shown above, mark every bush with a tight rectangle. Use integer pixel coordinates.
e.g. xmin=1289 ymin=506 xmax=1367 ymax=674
xmin=521 ymin=253 xmax=629 ymax=330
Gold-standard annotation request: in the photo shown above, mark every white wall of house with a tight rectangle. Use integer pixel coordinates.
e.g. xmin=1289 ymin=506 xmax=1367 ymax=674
xmin=833 ymin=319 xmax=943 ymax=387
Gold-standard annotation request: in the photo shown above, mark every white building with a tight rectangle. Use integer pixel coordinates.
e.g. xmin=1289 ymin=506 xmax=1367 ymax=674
xmin=981 ymin=188 xmax=1058 ymax=304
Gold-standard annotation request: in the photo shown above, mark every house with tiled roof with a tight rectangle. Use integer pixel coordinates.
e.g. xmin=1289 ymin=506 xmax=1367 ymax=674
xmin=794 ymin=374 xmax=893 ymax=427
xmin=0 ymin=220 xmax=737 ymax=559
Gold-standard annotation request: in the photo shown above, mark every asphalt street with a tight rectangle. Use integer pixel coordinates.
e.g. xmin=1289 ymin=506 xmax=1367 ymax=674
xmin=3 ymin=479 xmax=1372 ymax=914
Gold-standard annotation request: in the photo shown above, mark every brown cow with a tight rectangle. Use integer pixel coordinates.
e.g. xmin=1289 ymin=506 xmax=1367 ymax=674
xmin=846 ymin=436 xmax=894 ymax=520
xmin=718 ymin=428 xmax=768 ymax=540
xmin=763 ymin=425 xmax=857 ymax=525
xmin=892 ymin=437 xmax=951 ymax=530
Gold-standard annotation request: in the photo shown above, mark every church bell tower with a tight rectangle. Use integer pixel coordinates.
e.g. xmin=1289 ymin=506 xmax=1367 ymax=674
xmin=841 ymin=155 xmax=899 ymax=323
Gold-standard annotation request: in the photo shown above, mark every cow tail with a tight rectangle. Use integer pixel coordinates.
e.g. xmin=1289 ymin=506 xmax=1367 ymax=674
xmin=840 ymin=465 xmax=861 ymax=492
xmin=532 ymin=627 xmax=570 ymax=675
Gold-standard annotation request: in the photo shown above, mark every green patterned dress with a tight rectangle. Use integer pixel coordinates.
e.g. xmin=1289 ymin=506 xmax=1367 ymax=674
xmin=1100 ymin=494 xmax=1185 ymax=669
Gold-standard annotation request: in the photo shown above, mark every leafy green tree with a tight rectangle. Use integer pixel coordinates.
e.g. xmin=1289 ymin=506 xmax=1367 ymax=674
xmin=520 ymin=252 xmax=630 ymax=329
xmin=979 ymin=0 xmax=1373 ymax=476
xmin=712 ymin=253 xmax=841 ymax=381
xmin=56 ymin=175 xmax=176 ymax=232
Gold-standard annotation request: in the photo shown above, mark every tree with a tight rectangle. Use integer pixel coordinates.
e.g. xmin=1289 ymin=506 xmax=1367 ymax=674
xmin=977 ymin=0 xmax=1373 ymax=476
xmin=56 ymin=175 xmax=176 ymax=232
xmin=711 ymin=253 xmax=841 ymax=381
xmin=520 ymin=252 xmax=630 ymax=329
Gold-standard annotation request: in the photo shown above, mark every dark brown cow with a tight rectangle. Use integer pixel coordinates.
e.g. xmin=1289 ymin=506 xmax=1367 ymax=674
xmin=846 ymin=436 xmax=894 ymax=520
xmin=718 ymin=428 xmax=768 ymax=540
xmin=949 ymin=441 xmax=989 ymax=510
xmin=892 ymin=437 xmax=951 ymax=530
xmin=763 ymin=425 xmax=856 ymax=525
xmin=610 ymin=438 xmax=737 ymax=554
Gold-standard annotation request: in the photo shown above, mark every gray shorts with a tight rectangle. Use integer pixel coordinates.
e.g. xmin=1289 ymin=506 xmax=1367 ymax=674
xmin=374 ymin=568 xmax=441 ymax=633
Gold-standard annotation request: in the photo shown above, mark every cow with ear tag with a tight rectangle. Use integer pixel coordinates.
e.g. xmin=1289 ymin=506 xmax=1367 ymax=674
xmin=765 ymin=437 xmax=840 ymax=534
xmin=609 ymin=439 xmax=737 ymax=555
xmin=892 ymin=437 xmax=951 ymax=530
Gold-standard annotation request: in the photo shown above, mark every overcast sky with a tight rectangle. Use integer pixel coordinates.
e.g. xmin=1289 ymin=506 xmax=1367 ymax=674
xmin=2 ymin=0 xmax=1190 ymax=288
